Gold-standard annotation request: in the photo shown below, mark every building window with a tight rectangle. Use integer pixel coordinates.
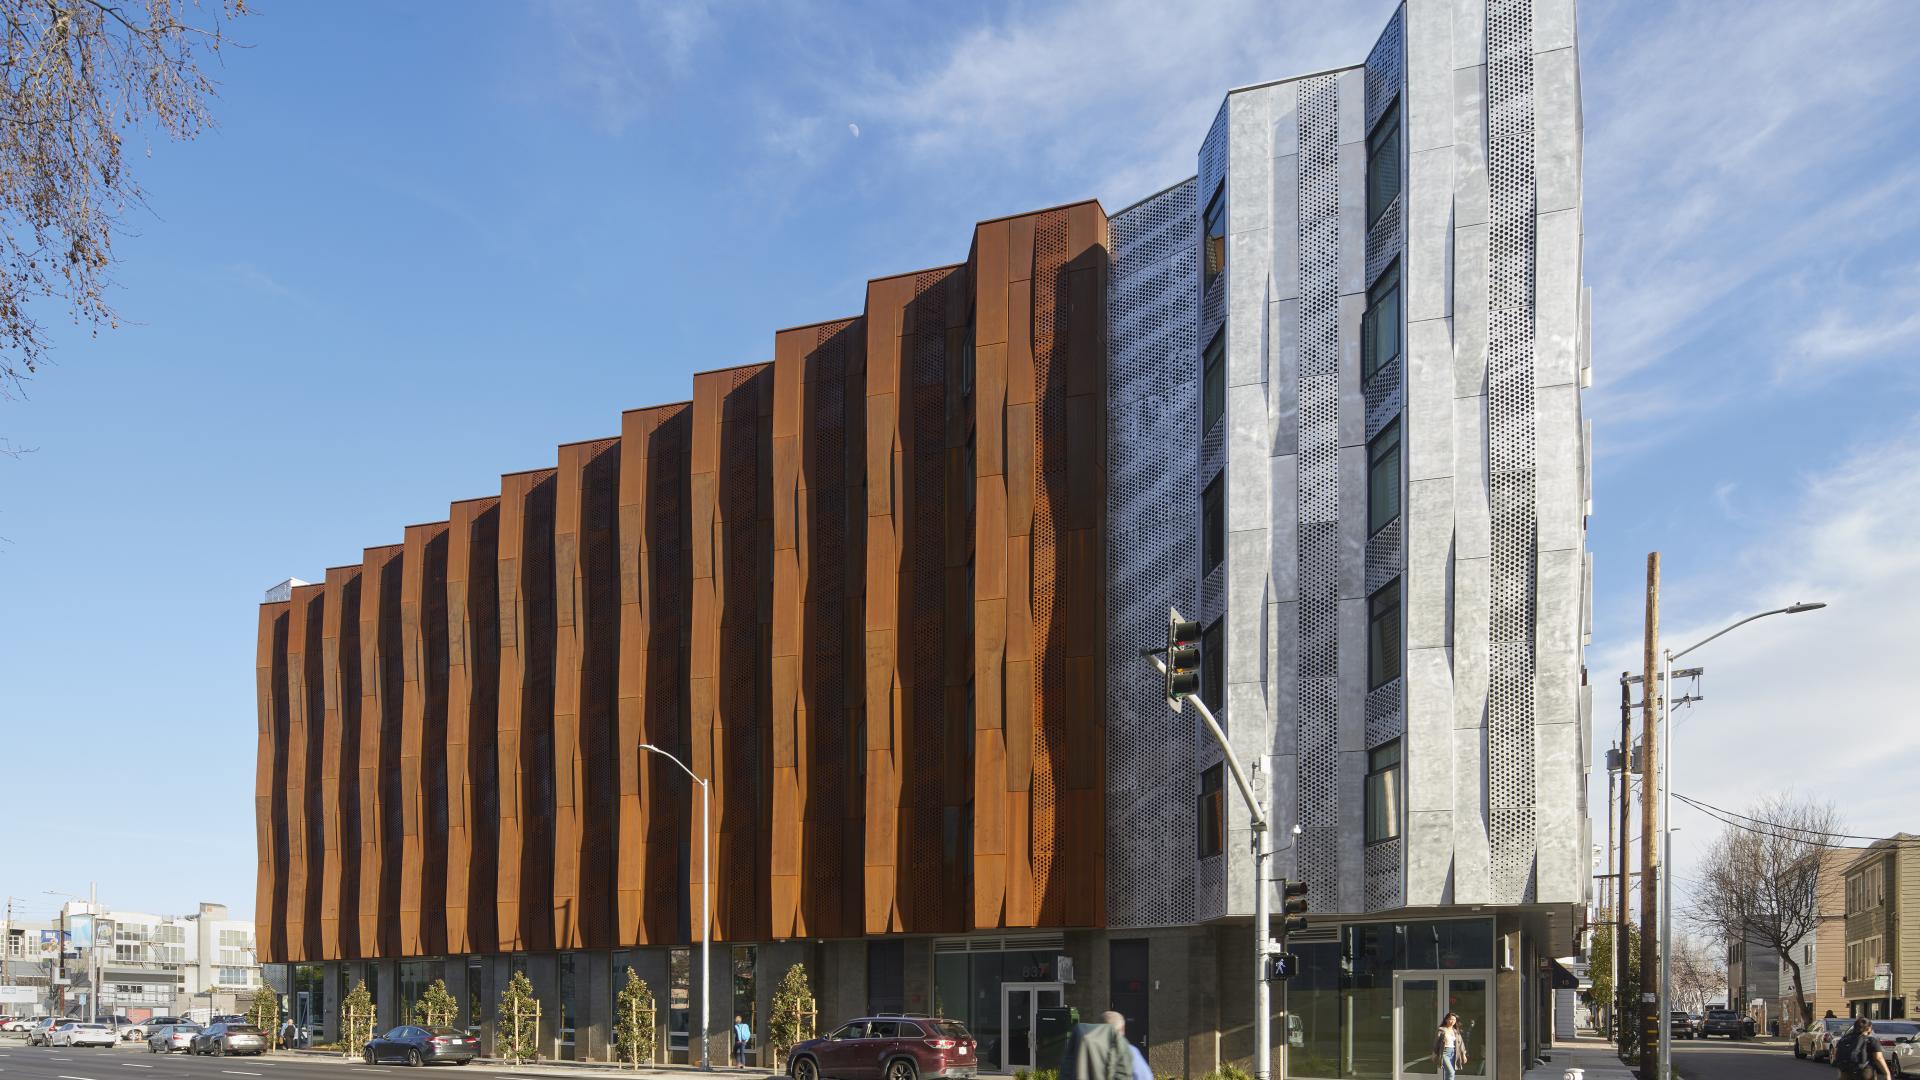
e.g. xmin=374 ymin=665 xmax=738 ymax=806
xmin=1202 ymin=618 xmax=1224 ymax=715
xmin=1197 ymin=765 xmax=1224 ymax=859
xmin=1362 ymin=261 xmax=1401 ymax=385
xmin=1368 ymin=418 xmax=1401 ymax=534
xmin=1202 ymin=330 xmax=1226 ymax=434
xmin=1367 ymin=97 xmax=1401 ymax=224
xmin=1202 ymin=472 xmax=1224 ymax=576
xmin=1203 ymin=183 xmax=1226 ymax=288
xmin=1365 ymin=741 xmax=1403 ymax=844
xmin=1369 ymin=578 xmax=1403 ymax=688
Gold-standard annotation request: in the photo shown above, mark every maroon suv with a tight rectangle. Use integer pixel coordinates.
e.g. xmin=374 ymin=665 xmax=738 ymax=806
xmin=788 ymin=1016 xmax=978 ymax=1080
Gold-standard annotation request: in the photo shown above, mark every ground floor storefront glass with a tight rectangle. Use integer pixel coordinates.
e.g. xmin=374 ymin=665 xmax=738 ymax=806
xmin=933 ymin=947 xmax=1067 ymax=1072
xmin=1288 ymin=919 xmax=1494 ymax=1080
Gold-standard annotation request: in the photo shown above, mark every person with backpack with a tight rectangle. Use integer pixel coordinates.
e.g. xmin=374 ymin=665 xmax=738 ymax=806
xmin=1834 ymin=1018 xmax=1891 ymax=1080
xmin=1432 ymin=1012 xmax=1467 ymax=1079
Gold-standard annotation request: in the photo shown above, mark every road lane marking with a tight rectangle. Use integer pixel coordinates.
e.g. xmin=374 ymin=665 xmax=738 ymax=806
xmin=120 ymin=1064 xmax=154 ymax=1068
xmin=221 ymin=1071 xmax=263 ymax=1076
xmin=58 ymin=1074 xmax=101 ymax=1080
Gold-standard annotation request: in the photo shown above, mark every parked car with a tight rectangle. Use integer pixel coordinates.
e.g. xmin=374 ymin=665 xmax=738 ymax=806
xmin=149 ymin=1024 xmax=203 ymax=1054
xmin=131 ymin=1016 xmax=188 ymax=1043
xmin=1668 ymin=1011 xmax=1695 ymax=1040
xmin=0 ymin=1015 xmax=33 ymax=1032
xmin=28 ymin=1017 xmax=72 ymax=1046
xmin=1796 ymin=1017 xmax=1853 ymax=1061
xmin=1701 ymin=1009 xmax=1755 ymax=1039
xmin=211 ymin=1014 xmax=247 ymax=1025
xmin=51 ymin=1022 xmax=119 ymax=1048
xmin=362 ymin=1025 xmax=478 ymax=1066
xmin=787 ymin=1016 xmax=978 ymax=1080
xmin=191 ymin=1022 xmax=268 ymax=1056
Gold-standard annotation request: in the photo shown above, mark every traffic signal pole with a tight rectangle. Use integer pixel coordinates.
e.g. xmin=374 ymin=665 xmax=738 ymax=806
xmin=1153 ymin=609 xmax=1276 ymax=1080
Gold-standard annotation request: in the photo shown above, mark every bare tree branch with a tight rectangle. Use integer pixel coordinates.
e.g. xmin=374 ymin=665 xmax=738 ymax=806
xmin=1686 ymin=793 xmax=1844 ymax=1030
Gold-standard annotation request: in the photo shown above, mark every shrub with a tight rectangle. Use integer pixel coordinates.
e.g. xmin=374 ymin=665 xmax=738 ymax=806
xmin=612 ymin=967 xmax=657 ymax=1067
xmin=768 ymin=964 xmax=817 ymax=1069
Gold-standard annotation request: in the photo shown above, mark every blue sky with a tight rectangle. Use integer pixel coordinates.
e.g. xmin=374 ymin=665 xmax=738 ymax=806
xmin=2 ymin=0 xmax=1917 ymax=926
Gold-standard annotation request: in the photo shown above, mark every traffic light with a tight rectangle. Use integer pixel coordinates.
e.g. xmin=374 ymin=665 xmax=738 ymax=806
xmin=1266 ymin=952 xmax=1300 ymax=981
xmin=1281 ymin=879 xmax=1310 ymax=935
xmin=1167 ymin=609 xmax=1202 ymax=702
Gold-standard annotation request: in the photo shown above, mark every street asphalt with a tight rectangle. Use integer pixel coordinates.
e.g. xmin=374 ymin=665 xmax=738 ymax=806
xmin=1673 ymin=1037 xmax=1835 ymax=1080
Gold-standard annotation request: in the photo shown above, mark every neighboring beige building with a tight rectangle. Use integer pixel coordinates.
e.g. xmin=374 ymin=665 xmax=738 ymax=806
xmin=1844 ymin=835 xmax=1920 ymax=1018
xmin=1771 ymin=846 xmax=1864 ymax=1028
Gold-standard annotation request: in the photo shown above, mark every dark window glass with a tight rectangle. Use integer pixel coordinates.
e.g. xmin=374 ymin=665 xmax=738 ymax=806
xmin=1201 ymin=619 xmax=1224 ymax=715
xmin=1368 ymin=579 xmax=1403 ymax=688
xmin=1203 ymin=185 xmax=1227 ymax=288
xmin=1202 ymin=330 xmax=1226 ymax=434
xmin=1368 ymin=419 xmax=1401 ymax=534
xmin=867 ymin=941 xmax=905 ymax=1015
xmin=1365 ymin=740 xmax=1402 ymax=843
xmin=1403 ymin=919 xmax=1494 ymax=970
xmin=1362 ymin=262 xmax=1401 ymax=385
xmin=1367 ymin=98 xmax=1401 ymax=224
xmin=1197 ymin=765 xmax=1224 ymax=859
xmin=1202 ymin=473 xmax=1224 ymax=576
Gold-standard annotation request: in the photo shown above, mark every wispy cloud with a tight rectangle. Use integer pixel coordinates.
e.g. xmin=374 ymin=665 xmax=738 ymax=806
xmin=526 ymin=0 xmax=719 ymax=133
xmin=228 ymin=262 xmax=292 ymax=298
xmin=1591 ymin=416 xmax=1920 ymax=894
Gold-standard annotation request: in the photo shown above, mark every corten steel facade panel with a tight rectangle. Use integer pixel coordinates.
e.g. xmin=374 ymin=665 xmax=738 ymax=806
xmin=400 ymin=522 xmax=451 ymax=958
xmin=446 ymin=498 xmax=501 ymax=955
xmin=770 ymin=319 xmax=868 ymax=940
xmin=553 ymin=438 xmax=621 ymax=950
xmin=691 ymin=365 xmax=773 ymax=946
xmin=320 ymin=565 xmax=363 ymax=960
xmin=358 ymin=545 xmax=404 ymax=959
xmin=285 ymin=582 xmax=325 ymax=961
xmin=257 ymin=205 xmax=1112 ymax=962
xmin=255 ymin=601 xmax=289 ymax=961
xmin=971 ymin=203 xmax=1110 ymax=931
xmin=498 ymin=470 xmax=558 ymax=954
xmin=618 ymin=404 xmax=692 ymax=945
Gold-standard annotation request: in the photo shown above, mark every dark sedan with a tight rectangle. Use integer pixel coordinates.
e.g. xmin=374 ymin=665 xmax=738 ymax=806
xmin=363 ymin=1026 xmax=477 ymax=1066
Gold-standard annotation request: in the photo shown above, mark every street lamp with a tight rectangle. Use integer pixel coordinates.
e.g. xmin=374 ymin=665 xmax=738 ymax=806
xmin=638 ymin=742 xmax=712 ymax=1073
xmin=1659 ymin=601 xmax=1825 ymax=1080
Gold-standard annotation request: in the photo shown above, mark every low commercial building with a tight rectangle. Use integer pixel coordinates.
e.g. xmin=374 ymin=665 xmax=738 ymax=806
xmin=1 ymin=902 xmax=260 ymax=1020
xmin=254 ymin=2 xmax=1592 ymax=1077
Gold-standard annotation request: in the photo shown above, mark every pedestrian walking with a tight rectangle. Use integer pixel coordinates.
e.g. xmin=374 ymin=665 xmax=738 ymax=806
xmin=1834 ymin=1018 xmax=1891 ymax=1080
xmin=732 ymin=1015 xmax=752 ymax=1068
xmin=281 ymin=1020 xmax=296 ymax=1051
xmin=1432 ymin=1012 xmax=1468 ymax=1080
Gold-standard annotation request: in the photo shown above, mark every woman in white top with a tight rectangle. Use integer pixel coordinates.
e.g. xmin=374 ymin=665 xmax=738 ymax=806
xmin=1434 ymin=1012 xmax=1468 ymax=1079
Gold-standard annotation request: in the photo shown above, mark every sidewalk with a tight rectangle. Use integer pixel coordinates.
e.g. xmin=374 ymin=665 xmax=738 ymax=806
xmin=286 ymin=1049 xmax=777 ymax=1079
xmin=1524 ymin=1035 xmax=1636 ymax=1080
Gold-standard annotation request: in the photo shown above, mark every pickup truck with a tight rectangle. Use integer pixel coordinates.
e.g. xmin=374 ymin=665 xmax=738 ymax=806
xmin=1702 ymin=1009 xmax=1756 ymax=1039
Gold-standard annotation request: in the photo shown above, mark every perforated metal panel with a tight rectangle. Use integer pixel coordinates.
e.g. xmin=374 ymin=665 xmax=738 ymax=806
xmin=1486 ymin=0 xmax=1539 ymax=904
xmin=1106 ymin=179 xmax=1201 ymax=931
xmin=1032 ymin=218 xmax=1070 ymax=921
xmin=1364 ymin=5 xmax=1405 ymax=132
xmin=1294 ymin=73 xmax=1342 ymax=914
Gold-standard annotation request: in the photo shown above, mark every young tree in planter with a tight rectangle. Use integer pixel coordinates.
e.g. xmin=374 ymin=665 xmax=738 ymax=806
xmin=768 ymin=964 xmax=816 ymax=1070
xmin=246 ymin=986 xmax=281 ymax=1042
xmin=612 ymin=968 xmax=657 ymax=1068
xmin=414 ymin=979 xmax=460 ymax=1030
xmin=342 ymin=981 xmax=376 ymax=1059
xmin=495 ymin=971 xmax=541 ymax=1063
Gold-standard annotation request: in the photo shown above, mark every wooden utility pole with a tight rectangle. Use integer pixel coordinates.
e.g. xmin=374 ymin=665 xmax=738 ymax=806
xmin=1617 ymin=675 xmax=1633 ymax=1046
xmin=1639 ymin=554 xmax=1661 ymax=1076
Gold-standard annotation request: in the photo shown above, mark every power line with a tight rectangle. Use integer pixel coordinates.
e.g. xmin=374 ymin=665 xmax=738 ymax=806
xmin=1674 ymin=792 xmax=1920 ymax=847
xmin=1674 ymin=796 xmax=1920 ymax=854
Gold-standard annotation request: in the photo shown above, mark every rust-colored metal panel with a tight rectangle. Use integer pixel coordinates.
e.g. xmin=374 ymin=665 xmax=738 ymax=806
xmin=552 ymin=438 xmax=620 ymax=951
xmin=445 ymin=498 xmax=500 ymax=956
xmin=255 ymin=601 xmax=289 ymax=963
xmin=692 ymin=364 xmax=771 ymax=946
xmin=399 ymin=522 xmax=450 ymax=957
xmin=496 ymin=470 xmax=557 ymax=954
xmin=320 ymin=566 xmax=362 ymax=961
xmin=284 ymin=582 xmax=324 ymax=962
xmin=358 ymin=544 xmax=404 ymax=958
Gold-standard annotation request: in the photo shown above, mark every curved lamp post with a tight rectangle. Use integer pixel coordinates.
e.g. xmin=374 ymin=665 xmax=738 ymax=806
xmin=1659 ymin=601 xmax=1826 ymax=1079
xmin=638 ymin=743 xmax=712 ymax=1072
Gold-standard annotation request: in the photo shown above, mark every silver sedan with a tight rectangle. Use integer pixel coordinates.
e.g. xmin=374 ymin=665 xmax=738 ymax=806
xmin=148 ymin=1024 xmax=203 ymax=1053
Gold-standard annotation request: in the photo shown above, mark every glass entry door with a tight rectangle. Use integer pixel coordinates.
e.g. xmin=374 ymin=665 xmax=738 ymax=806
xmin=1393 ymin=971 xmax=1493 ymax=1079
xmin=1001 ymin=983 xmax=1064 ymax=1071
